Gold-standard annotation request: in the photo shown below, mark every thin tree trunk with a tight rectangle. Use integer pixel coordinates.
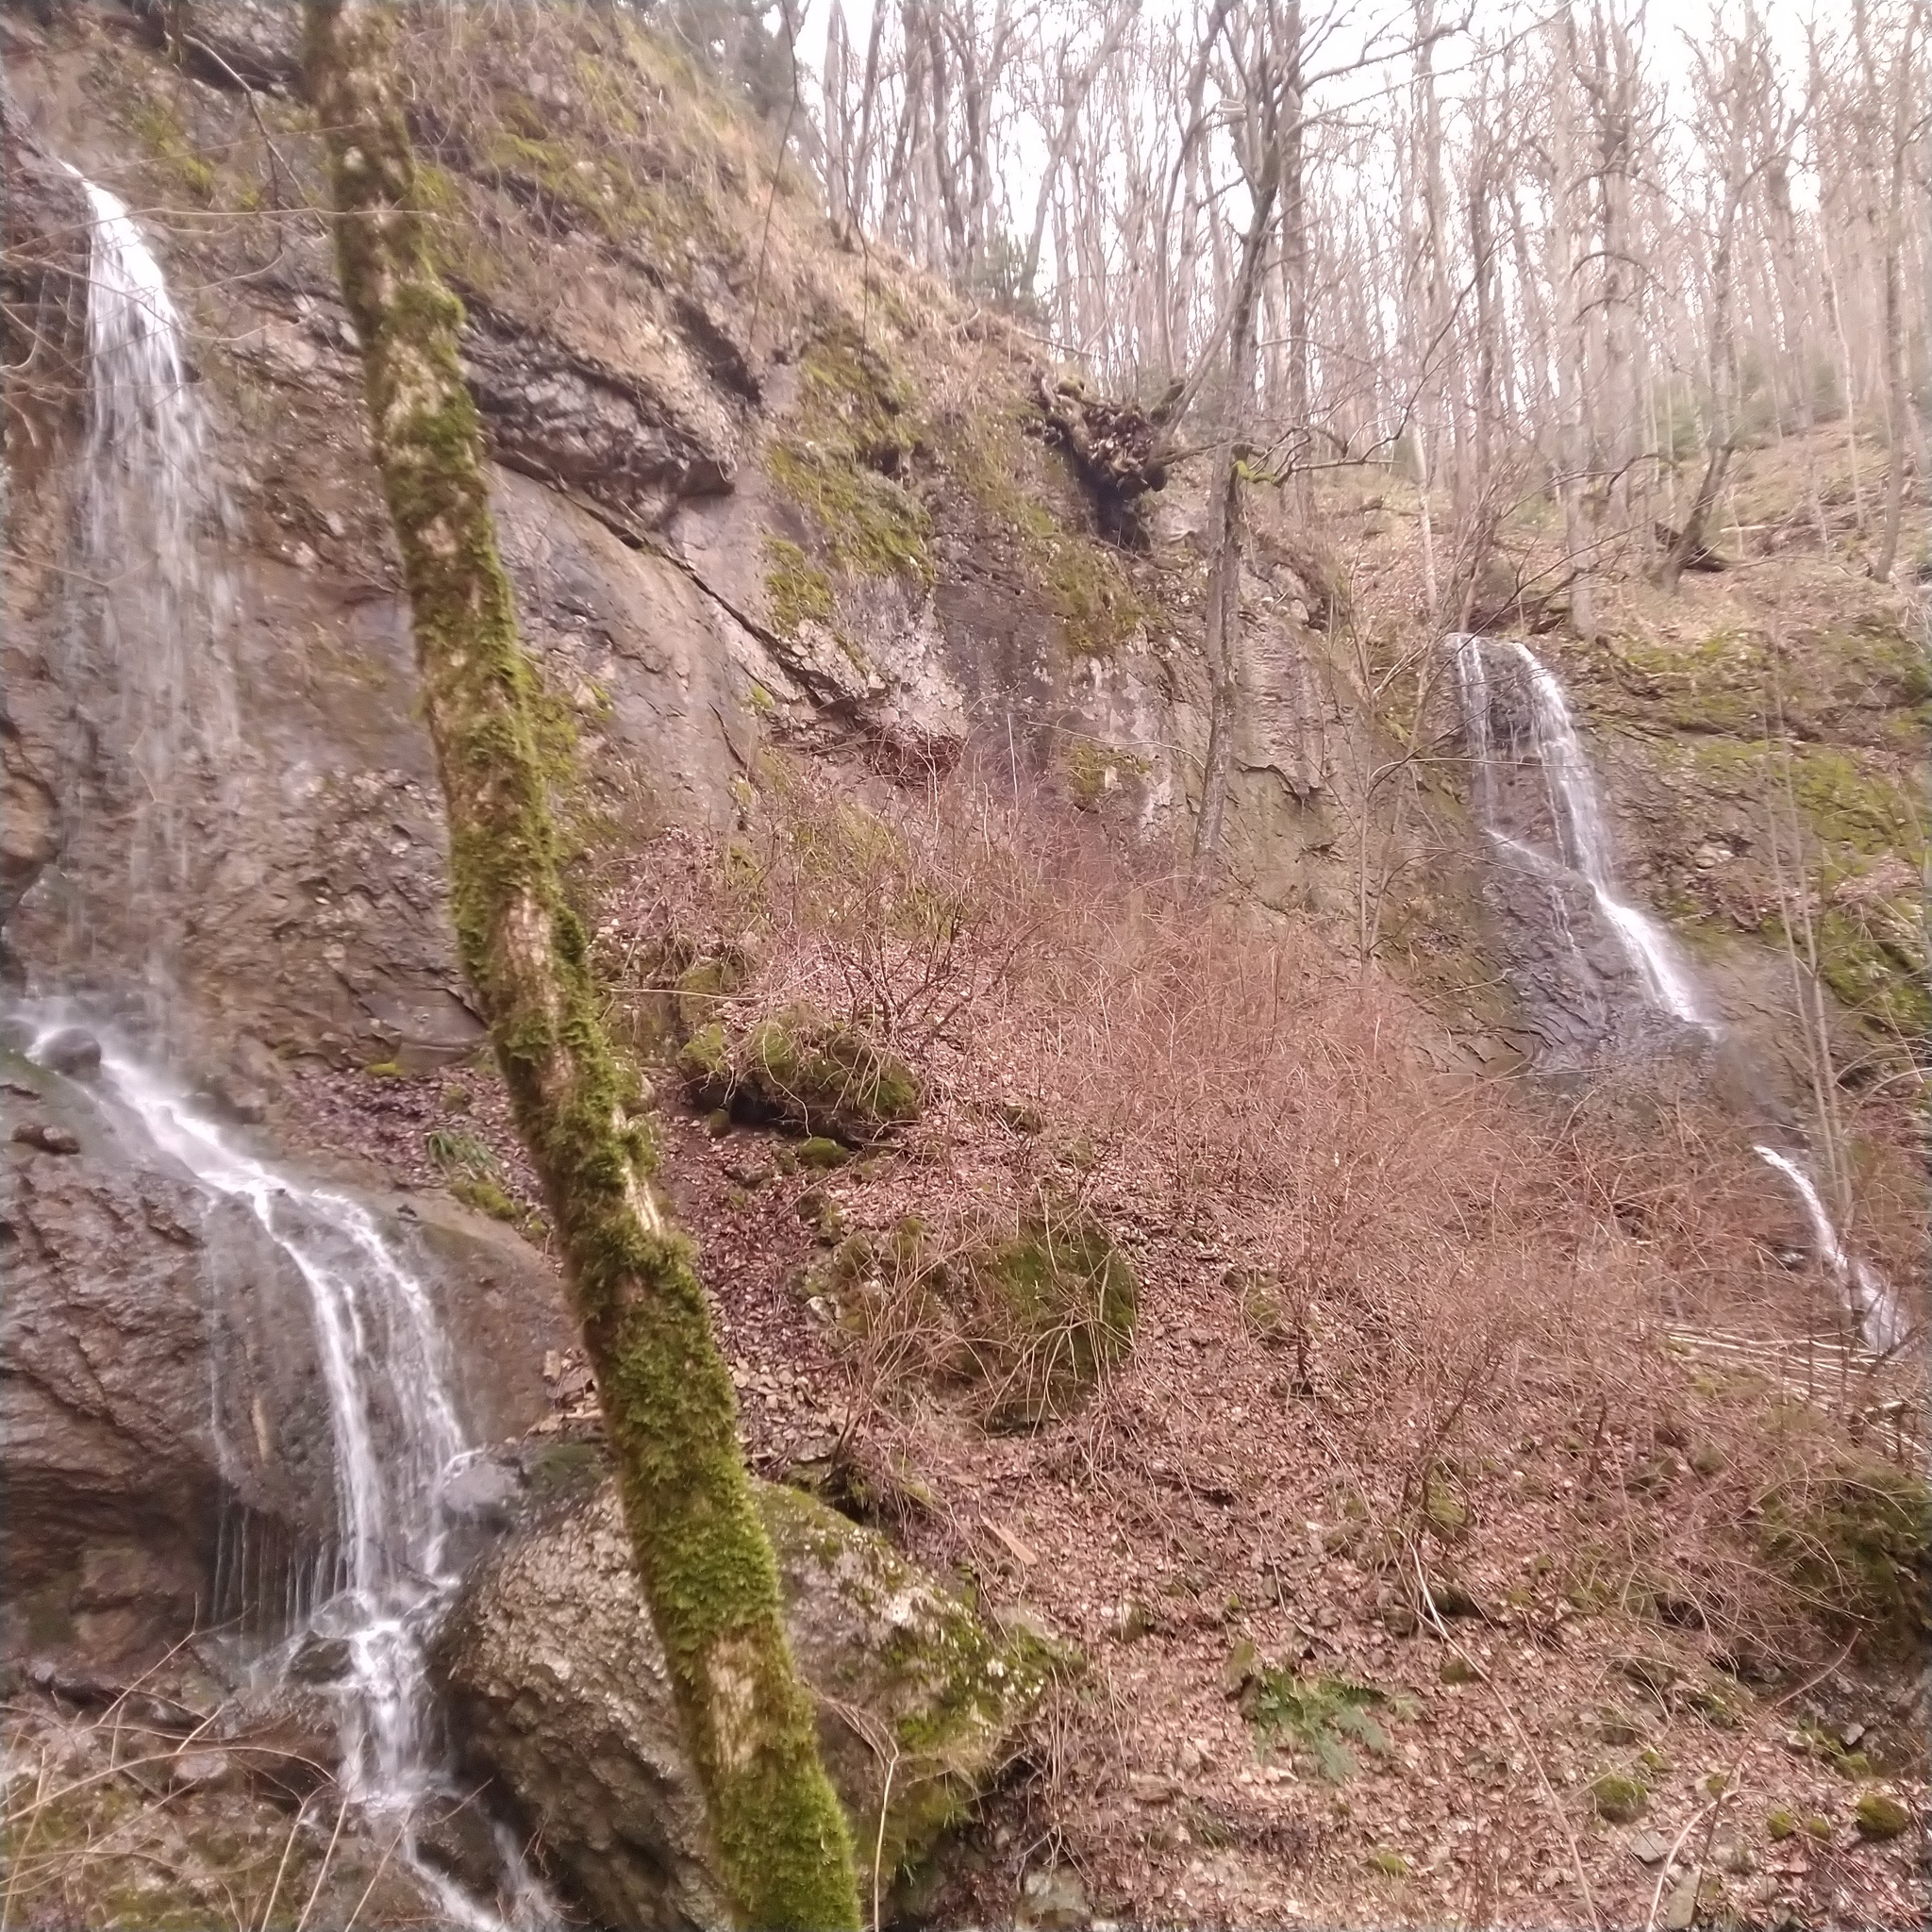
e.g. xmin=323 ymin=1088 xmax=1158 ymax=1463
xmin=1022 ymin=0 xmax=1140 ymax=295
xmin=1279 ymin=0 xmax=1310 ymax=520
xmin=1191 ymin=68 xmax=1283 ymax=890
xmin=1871 ymin=9 xmax=1914 ymax=583
xmin=301 ymin=8 xmax=861 ymax=1924
xmin=1549 ymin=13 xmax=1597 ymax=638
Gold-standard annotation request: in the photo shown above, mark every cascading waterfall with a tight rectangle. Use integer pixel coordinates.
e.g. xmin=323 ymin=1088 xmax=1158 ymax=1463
xmin=52 ymin=175 xmax=549 ymax=1926
xmin=1751 ymin=1145 xmax=1901 ymax=1356
xmin=1451 ymin=632 xmax=1901 ymax=1356
xmin=1451 ymin=633 xmax=1706 ymax=1025
xmin=62 ymin=170 xmax=240 ymax=999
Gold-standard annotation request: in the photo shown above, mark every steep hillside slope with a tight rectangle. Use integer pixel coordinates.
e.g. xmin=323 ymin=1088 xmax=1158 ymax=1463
xmin=2 ymin=6 xmax=1925 ymax=1931
xmin=3 ymin=0 xmax=1395 ymax=1082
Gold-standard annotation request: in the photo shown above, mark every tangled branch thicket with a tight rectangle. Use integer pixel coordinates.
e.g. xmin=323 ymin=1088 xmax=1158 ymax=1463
xmin=595 ymin=749 xmax=1926 ymax=1664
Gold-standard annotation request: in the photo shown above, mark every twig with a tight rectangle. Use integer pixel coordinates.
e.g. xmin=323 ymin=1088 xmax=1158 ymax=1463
xmin=293 ymin=1792 xmax=350 ymax=1932
xmin=255 ymin=1789 xmax=314 ymax=1932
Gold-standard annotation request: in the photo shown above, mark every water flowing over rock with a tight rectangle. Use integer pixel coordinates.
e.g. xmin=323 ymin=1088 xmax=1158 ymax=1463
xmin=1752 ymin=1145 xmax=1901 ymax=1355
xmin=1451 ymin=632 xmax=1707 ymax=1055
xmin=53 ymin=168 xmax=239 ymax=1008
xmin=1450 ymin=632 xmax=1901 ymax=1355
xmin=4 ymin=998 xmax=572 ymax=1923
xmin=437 ymin=1472 xmax=1057 ymax=1928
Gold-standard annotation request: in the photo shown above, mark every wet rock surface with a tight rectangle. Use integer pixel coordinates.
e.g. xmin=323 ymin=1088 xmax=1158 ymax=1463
xmin=0 ymin=1052 xmax=572 ymax=1673
xmin=436 ymin=1470 xmax=1055 ymax=1928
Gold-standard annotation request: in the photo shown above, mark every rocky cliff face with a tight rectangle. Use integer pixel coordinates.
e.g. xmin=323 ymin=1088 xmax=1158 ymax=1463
xmin=1 ymin=1 xmax=1371 ymax=1086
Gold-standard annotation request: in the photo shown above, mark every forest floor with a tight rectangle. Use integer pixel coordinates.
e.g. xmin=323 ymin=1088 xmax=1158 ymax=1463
xmin=291 ymin=762 xmax=1930 ymax=1930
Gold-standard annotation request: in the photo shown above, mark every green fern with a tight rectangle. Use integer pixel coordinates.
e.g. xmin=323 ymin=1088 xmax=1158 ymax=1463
xmin=1244 ymin=1668 xmax=1413 ymax=1782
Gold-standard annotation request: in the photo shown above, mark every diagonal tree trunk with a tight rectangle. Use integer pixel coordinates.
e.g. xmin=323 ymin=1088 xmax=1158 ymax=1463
xmin=300 ymin=6 xmax=861 ymax=1925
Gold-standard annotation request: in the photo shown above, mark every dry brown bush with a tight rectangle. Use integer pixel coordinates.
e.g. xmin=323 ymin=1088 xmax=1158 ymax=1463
xmin=594 ymin=749 xmax=1926 ymax=1667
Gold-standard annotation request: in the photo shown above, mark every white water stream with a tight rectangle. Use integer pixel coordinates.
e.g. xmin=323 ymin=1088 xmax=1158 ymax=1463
xmin=1450 ymin=633 xmax=1902 ymax=1355
xmin=63 ymin=170 xmax=239 ymax=989
xmin=1452 ymin=633 xmax=1706 ymax=1024
xmin=55 ymin=174 xmax=550 ymax=1924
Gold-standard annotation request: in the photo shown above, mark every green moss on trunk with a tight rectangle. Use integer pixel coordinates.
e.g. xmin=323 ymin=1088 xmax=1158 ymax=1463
xmin=303 ymin=6 xmax=859 ymax=1924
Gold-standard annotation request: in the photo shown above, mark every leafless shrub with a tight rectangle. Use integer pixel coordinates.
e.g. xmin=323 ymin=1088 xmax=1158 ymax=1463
xmin=597 ymin=749 xmax=1925 ymax=1666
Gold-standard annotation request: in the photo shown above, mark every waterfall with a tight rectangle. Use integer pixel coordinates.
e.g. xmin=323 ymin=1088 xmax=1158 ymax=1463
xmin=1450 ymin=632 xmax=1902 ymax=1356
xmin=53 ymin=178 xmax=549 ymax=1925
xmin=1751 ymin=1145 xmax=1901 ymax=1356
xmin=62 ymin=171 xmax=239 ymax=998
xmin=1451 ymin=633 xmax=1705 ymax=1025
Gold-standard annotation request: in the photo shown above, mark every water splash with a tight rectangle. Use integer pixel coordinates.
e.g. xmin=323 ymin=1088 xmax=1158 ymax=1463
xmin=60 ymin=171 xmax=239 ymax=1002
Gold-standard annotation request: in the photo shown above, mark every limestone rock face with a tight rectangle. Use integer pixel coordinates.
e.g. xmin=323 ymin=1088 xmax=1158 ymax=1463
xmin=436 ymin=1474 xmax=1054 ymax=1929
xmin=0 ymin=717 xmax=58 ymax=942
xmin=0 ymin=1054 xmax=573 ymax=1669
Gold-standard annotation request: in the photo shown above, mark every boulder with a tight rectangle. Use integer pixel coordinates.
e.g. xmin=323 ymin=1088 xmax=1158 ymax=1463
xmin=677 ymin=1005 xmax=920 ymax=1145
xmin=436 ymin=1473 xmax=1057 ymax=1928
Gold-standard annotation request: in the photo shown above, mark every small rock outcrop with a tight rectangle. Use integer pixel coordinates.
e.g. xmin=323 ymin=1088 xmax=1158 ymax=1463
xmin=678 ymin=1005 xmax=921 ymax=1144
xmin=436 ymin=1474 xmax=1056 ymax=1928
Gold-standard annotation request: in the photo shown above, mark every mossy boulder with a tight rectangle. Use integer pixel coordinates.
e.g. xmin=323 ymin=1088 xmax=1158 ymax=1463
xmin=676 ymin=1004 xmax=920 ymax=1143
xmin=1590 ymin=1768 xmax=1649 ymax=1824
xmin=967 ymin=1212 xmax=1138 ymax=1424
xmin=1757 ymin=1459 xmax=1932 ymax=1656
xmin=820 ymin=1203 xmax=1138 ymax=1427
xmin=435 ymin=1473 xmax=1054 ymax=1926
xmin=1854 ymin=1791 xmax=1911 ymax=1840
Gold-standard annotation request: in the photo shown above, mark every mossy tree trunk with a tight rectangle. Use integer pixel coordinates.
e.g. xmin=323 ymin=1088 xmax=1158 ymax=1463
xmin=301 ymin=7 xmax=861 ymax=1924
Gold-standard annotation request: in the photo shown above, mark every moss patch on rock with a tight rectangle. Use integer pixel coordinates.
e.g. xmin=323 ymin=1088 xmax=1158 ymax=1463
xmin=676 ymin=1004 xmax=920 ymax=1144
xmin=758 ymin=1483 xmax=1061 ymax=1885
xmin=767 ymin=326 xmax=932 ymax=588
xmin=817 ymin=1200 xmax=1137 ymax=1427
xmin=1590 ymin=1768 xmax=1649 ymax=1824
xmin=945 ymin=408 xmax=1153 ymax=656
xmin=1757 ymin=1458 xmax=1931 ymax=1657
xmin=763 ymin=535 xmax=836 ymax=636
xmin=439 ymin=1471 xmax=1056 ymax=1922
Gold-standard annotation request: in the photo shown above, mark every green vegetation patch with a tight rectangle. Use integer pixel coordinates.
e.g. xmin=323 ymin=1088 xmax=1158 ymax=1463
xmin=816 ymin=1200 xmax=1137 ymax=1427
xmin=1854 ymin=1791 xmax=1912 ymax=1840
xmin=762 ymin=536 xmax=835 ymax=636
xmin=1589 ymin=1768 xmax=1649 ymax=1824
xmin=130 ymin=96 xmax=219 ymax=206
xmin=1242 ymin=1666 xmax=1411 ymax=1782
xmin=1064 ymin=739 xmax=1152 ymax=808
xmin=1601 ymin=628 xmax=1770 ymax=735
xmin=757 ymin=1481 xmax=1060 ymax=1891
xmin=947 ymin=409 xmax=1152 ymax=656
xmin=1664 ymin=734 xmax=1928 ymax=1040
xmin=425 ymin=1126 xmax=526 ymax=1225
xmin=1757 ymin=1458 xmax=1932 ymax=1656
xmin=767 ymin=327 xmax=933 ymax=587
xmin=677 ymin=1005 xmax=920 ymax=1144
